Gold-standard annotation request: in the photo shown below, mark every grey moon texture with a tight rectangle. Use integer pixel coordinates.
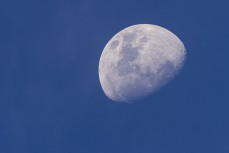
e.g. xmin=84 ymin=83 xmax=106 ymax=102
xmin=99 ymin=24 xmax=186 ymax=103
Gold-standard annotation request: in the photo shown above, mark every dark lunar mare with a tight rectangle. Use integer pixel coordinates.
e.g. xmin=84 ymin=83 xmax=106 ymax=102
xmin=117 ymin=43 xmax=140 ymax=76
xmin=110 ymin=40 xmax=119 ymax=49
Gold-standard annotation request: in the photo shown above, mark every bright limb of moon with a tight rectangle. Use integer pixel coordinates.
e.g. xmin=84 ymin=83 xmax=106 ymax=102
xmin=99 ymin=24 xmax=186 ymax=103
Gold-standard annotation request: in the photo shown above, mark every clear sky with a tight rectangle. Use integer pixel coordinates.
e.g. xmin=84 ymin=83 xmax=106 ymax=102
xmin=0 ymin=0 xmax=229 ymax=153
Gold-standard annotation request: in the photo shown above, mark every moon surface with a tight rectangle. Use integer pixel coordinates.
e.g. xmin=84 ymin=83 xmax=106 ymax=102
xmin=99 ymin=24 xmax=186 ymax=103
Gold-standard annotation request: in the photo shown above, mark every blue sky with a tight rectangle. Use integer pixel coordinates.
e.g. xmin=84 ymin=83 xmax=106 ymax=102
xmin=0 ymin=0 xmax=229 ymax=153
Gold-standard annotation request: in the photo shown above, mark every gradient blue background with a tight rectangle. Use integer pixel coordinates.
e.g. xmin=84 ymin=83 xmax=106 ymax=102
xmin=1 ymin=0 xmax=229 ymax=153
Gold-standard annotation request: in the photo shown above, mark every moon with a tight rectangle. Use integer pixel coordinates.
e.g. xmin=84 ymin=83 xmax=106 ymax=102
xmin=99 ymin=24 xmax=186 ymax=103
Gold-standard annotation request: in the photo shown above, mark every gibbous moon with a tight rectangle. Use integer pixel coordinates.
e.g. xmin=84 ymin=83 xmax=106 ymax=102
xmin=99 ymin=24 xmax=186 ymax=103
